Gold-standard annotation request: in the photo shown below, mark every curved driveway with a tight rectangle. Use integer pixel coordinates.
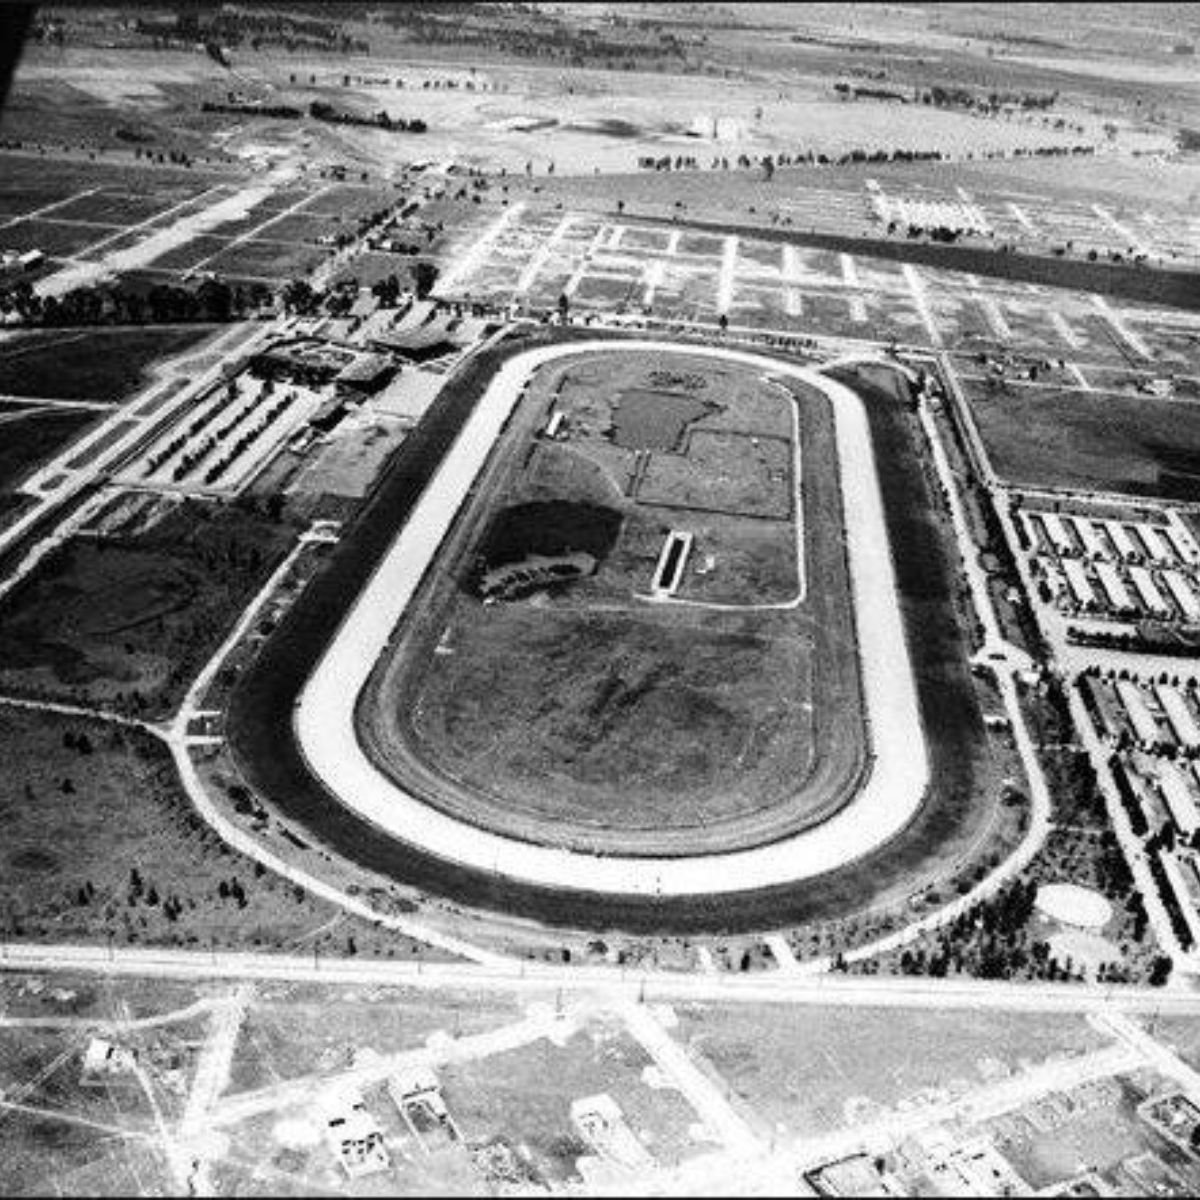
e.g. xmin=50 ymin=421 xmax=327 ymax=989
xmin=295 ymin=341 xmax=928 ymax=896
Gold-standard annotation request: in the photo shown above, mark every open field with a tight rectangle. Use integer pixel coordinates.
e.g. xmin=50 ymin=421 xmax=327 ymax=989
xmin=0 ymin=326 xmax=222 ymax=402
xmin=359 ymin=346 xmax=865 ymax=857
xmin=0 ymin=153 xmax=224 ymax=220
xmin=226 ymin=987 xmax=525 ymax=1096
xmin=968 ymin=383 xmax=1200 ymax=499
xmin=436 ymin=1019 xmax=703 ymax=1177
xmin=0 ymin=707 xmax=433 ymax=959
xmin=0 ymin=500 xmax=301 ymax=718
xmin=0 ymin=407 xmax=97 ymax=496
xmin=0 ymin=217 xmax=126 ymax=258
xmin=203 ymin=238 xmax=326 ymax=281
xmin=677 ymin=1000 xmax=1107 ymax=1138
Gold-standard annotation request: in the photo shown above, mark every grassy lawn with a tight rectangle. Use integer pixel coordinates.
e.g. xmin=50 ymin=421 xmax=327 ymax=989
xmin=0 ymin=326 xmax=222 ymax=402
xmin=0 ymin=153 xmax=219 ymax=212
xmin=970 ymin=383 xmax=1200 ymax=499
xmin=0 ymin=499 xmax=301 ymax=718
xmin=677 ymin=1001 xmax=1106 ymax=1138
xmin=204 ymin=238 xmax=326 ymax=280
xmin=405 ymin=605 xmax=816 ymax=832
xmin=0 ymin=407 xmax=97 ymax=494
xmin=438 ymin=1021 xmax=673 ymax=1183
xmin=226 ymin=989 xmax=524 ymax=1095
xmin=0 ymin=706 xmax=429 ymax=959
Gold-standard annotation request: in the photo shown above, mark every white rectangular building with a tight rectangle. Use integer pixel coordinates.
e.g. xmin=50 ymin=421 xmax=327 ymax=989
xmin=1164 ymin=570 xmax=1200 ymax=622
xmin=1095 ymin=561 xmax=1133 ymax=611
xmin=1157 ymin=684 xmax=1200 ymax=749
xmin=1041 ymin=562 xmax=1066 ymax=600
xmin=1042 ymin=511 xmax=1077 ymax=556
xmin=1166 ymin=517 xmax=1200 ymax=566
xmin=1157 ymin=762 xmax=1200 ymax=837
xmin=1137 ymin=523 xmax=1176 ymax=565
xmin=1070 ymin=516 xmax=1107 ymax=559
xmin=1061 ymin=558 xmax=1096 ymax=608
xmin=1129 ymin=565 xmax=1171 ymax=616
xmin=1106 ymin=520 xmax=1141 ymax=561
xmin=1020 ymin=511 xmax=1047 ymax=554
xmin=1116 ymin=679 xmax=1163 ymax=745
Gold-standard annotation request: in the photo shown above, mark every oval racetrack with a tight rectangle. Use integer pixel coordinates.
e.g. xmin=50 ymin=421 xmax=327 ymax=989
xmin=294 ymin=341 xmax=929 ymax=897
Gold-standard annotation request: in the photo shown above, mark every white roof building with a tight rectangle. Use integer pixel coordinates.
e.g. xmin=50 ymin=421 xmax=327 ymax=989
xmin=1095 ymin=561 xmax=1132 ymax=611
xmin=1116 ymin=679 xmax=1163 ymax=745
xmin=1070 ymin=515 xmax=1108 ymax=559
xmin=1164 ymin=570 xmax=1200 ymax=622
xmin=1062 ymin=558 xmax=1096 ymax=608
xmin=1158 ymin=762 xmax=1200 ymax=836
xmin=1106 ymin=521 xmax=1141 ymax=561
xmin=1130 ymin=565 xmax=1171 ymax=616
xmin=1157 ymin=683 xmax=1200 ymax=749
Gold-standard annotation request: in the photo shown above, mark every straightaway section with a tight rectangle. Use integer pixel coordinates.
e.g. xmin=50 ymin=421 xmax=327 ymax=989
xmin=294 ymin=341 xmax=928 ymax=897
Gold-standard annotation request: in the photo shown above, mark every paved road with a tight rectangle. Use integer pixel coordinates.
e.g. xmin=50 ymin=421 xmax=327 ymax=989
xmin=620 ymin=999 xmax=762 ymax=1155
xmin=295 ymin=339 xmax=929 ymax=896
xmin=4 ymin=942 xmax=1200 ymax=1018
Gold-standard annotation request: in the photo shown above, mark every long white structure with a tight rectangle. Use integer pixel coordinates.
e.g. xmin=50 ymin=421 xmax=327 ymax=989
xmin=1157 ymin=762 xmax=1200 ymax=837
xmin=1156 ymin=684 xmax=1200 ymax=750
xmin=1164 ymin=570 xmax=1200 ymax=623
xmin=1095 ymin=561 xmax=1132 ymax=612
xmin=651 ymin=530 xmax=693 ymax=598
xmin=1137 ymin=523 xmax=1175 ymax=566
xmin=1106 ymin=521 xmax=1141 ymax=561
xmin=1116 ymin=680 xmax=1162 ymax=746
xmin=1070 ymin=516 xmax=1107 ymax=559
xmin=1166 ymin=514 xmax=1200 ymax=566
xmin=1020 ymin=512 xmax=1047 ymax=555
xmin=1129 ymin=565 xmax=1170 ymax=616
xmin=294 ymin=341 xmax=930 ymax=896
xmin=1042 ymin=511 xmax=1077 ymax=557
xmin=1061 ymin=558 xmax=1096 ymax=608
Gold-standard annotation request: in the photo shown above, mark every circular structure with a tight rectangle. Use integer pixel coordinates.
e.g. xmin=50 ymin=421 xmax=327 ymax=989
xmin=356 ymin=346 xmax=865 ymax=857
xmin=293 ymin=340 xmax=930 ymax=896
xmin=1035 ymin=883 xmax=1113 ymax=930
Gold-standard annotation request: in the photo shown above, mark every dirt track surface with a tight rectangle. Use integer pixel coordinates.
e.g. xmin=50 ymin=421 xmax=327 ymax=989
xmin=356 ymin=350 xmax=866 ymax=857
xmin=294 ymin=339 xmax=928 ymax=896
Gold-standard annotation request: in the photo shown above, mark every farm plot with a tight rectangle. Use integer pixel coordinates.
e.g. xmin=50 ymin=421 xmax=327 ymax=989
xmin=0 ymin=326 xmax=221 ymax=401
xmin=297 ymin=184 xmax=396 ymax=219
xmin=794 ymin=289 xmax=872 ymax=338
xmin=203 ymin=238 xmax=326 ymax=281
xmin=247 ymin=211 xmax=342 ymax=244
xmin=48 ymin=189 xmax=191 ymax=226
xmin=143 ymin=233 xmax=232 ymax=274
xmin=0 ymin=217 xmax=124 ymax=257
xmin=0 ymin=154 xmax=220 ymax=219
xmin=727 ymin=283 xmax=792 ymax=330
